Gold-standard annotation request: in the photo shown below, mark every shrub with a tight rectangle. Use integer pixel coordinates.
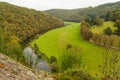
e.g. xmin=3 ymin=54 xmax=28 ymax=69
xmin=56 ymin=75 xmax=71 ymax=80
xmin=50 ymin=56 xmax=57 ymax=63
xmin=51 ymin=62 xmax=59 ymax=73
xmin=55 ymin=69 xmax=93 ymax=80
xmin=59 ymin=45 xmax=82 ymax=70
xmin=65 ymin=69 xmax=92 ymax=80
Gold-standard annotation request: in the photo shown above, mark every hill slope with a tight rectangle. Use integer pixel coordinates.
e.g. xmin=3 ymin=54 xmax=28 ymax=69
xmin=45 ymin=1 xmax=120 ymax=21
xmin=0 ymin=2 xmax=63 ymax=42
xmin=0 ymin=2 xmax=63 ymax=59
xmin=74 ymin=1 xmax=120 ymax=16
xmin=46 ymin=9 xmax=83 ymax=22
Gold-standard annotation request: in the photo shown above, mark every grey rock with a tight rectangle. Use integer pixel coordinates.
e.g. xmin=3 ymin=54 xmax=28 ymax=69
xmin=0 ymin=53 xmax=55 ymax=80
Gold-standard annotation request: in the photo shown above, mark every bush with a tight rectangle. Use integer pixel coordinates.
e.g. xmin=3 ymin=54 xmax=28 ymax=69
xmin=55 ymin=69 xmax=93 ymax=80
xmin=50 ymin=56 xmax=57 ymax=63
xmin=65 ymin=69 xmax=92 ymax=80
xmin=56 ymin=75 xmax=72 ymax=80
xmin=49 ymin=56 xmax=59 ymax=72
xmin=59 ymin=45 xmax=82 ymax=70
xmin=51 ymin=62 xmax=59 ymax=73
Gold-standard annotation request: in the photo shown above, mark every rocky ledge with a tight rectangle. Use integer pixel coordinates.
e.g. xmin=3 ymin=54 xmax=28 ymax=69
xmin=0 ymin=53 xmax=54 ymax=80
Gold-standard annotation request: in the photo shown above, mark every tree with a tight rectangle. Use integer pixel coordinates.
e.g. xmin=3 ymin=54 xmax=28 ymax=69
xmin=86 ymin=23 xmax=91 ymax=29
xmin=105 ymin=11 xmax=111 ymax=21
xmin=81 ymin=21 xmax=93 ymax=41
xmin=114 ymin=19 xmax=120 ymax=36
xmin=96 ymin=18 xmax=104 ymax=26
xmin=104 ymin=26 xmax=112 ymax=35
xmin=85 ymin=15 xmax=97 ymax=26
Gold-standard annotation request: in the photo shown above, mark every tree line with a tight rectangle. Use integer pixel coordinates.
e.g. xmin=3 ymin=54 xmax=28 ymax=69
xmin=85 ymin=8 xmax=120 ymax=36
xmin=80 ymin=21 xmax=120 ymax=49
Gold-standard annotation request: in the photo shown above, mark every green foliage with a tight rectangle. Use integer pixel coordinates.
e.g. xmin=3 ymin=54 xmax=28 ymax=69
xmin=104 ymin=26 xmax=112 ymax=35
xmin=31 ymin=22 xmax=120 ymax=74
xmin=86 ymin=23 xmax=91 ymax=28
xmin=91 ymin=21 xmax=115 ymax=34
xmin=46 ymin=1 xmax=120 ymax=23
xmin=84 ymin=14 xmax=97 ymax=26
xmin=50 ymin=56 xmax=57 ymax=63
xmin=45 ymin=9 xmax=82 ymax=22
xmin=55 ymin=69 xmax=93 ymax=80
xmin=91 ymin=33 xmax=120 ymax=48
xmin=96 ymin=19 xmax=104 ymax=26
xmin=85 ymin=15 xmax=104 ymax=26
xmin=65 ymin=69 xmax=92 ymax=80
xmin=102 ymin=49 xmax=120 ymax=80
xmin=0 ymin=2 xmax=63 ymax=43
xmin=56 ymin=75 xmax=72 ymax=80
xmin=59 ymin=45 xmax=81 ymax=70
xmin=49 ymin=56 xmax=59 ymax=72
xmin=0 ymin=2 xmax=63 ymax=66
xmin=0 ymin=29 xmax=24 ymax=62
xmin=105 ymin=9 xmax=120 ymax=22
xmin=105 ymin=11 xmax=112 ymax=21
xmin=114 ymin=19 xmax=120 ymax=35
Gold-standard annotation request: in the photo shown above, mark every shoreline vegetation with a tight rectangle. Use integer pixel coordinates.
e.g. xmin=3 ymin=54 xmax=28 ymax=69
xmin=0 ymin=1 xmax=120 ymax=80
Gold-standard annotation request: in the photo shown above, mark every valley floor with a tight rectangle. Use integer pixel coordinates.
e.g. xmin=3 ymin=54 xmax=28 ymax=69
xmin=31 ymin=22 xmax=120 ymax=75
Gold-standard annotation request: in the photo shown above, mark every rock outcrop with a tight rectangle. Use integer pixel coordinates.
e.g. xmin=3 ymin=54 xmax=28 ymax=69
xmin=0 ymin=53 xmax=54 ymax=80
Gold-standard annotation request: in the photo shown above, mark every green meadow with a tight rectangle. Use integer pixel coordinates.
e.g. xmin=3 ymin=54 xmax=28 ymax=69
xmin=31 ymin=22 xmax=119 ymax=75
xmin=91 ymin=21 xmax=116 ymax=34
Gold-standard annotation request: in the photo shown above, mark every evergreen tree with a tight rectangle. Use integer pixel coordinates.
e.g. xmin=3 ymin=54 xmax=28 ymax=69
xmin=104 ymin=26 xmax=112 ymax=35
xmin=114 ymin=20 xmax=120 ymax=35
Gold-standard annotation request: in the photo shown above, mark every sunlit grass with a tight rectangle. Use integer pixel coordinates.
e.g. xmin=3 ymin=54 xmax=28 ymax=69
xmin=31 ymin=22 xmax=120 ymax=74
xmin=91 ymin=21 xmax=116 ymax=34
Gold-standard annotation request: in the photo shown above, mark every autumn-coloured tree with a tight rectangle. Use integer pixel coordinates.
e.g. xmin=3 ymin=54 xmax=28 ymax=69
xmin=81 ymin=21 xmax=92 ymax=41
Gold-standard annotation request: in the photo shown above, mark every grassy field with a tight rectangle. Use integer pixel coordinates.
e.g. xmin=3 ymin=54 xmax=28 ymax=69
xmin=91 ymin=21 xmax=116 ymax=34
xmin=31 ymin=22 xmax=119 ymax=75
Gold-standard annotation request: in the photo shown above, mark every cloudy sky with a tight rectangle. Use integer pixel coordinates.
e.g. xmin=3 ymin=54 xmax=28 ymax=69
xmin=0 ymin=0 xmax=120 ymax=10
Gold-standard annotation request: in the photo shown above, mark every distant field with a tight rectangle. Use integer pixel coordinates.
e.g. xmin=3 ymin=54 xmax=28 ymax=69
xmin=91 ymin=21 xmax=116 ymax=34
xmin=31 ymin=22 xmax=120 ymax=74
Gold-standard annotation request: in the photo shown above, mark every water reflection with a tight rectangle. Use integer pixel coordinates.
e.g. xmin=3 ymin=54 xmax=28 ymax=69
xmin=23 ymin=47 xmax=51 ymax=72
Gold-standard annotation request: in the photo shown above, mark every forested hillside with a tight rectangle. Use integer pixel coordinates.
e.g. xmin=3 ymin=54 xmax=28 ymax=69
xmin=45 ymin=1 xmax=120 ymax=22
xmin=46 ymin=9 xmax=83 ymax=22
xmin=0 ymin=2 xmax=63 ymax=61
xmin=76 ymin=1 xmax=120 ymax=16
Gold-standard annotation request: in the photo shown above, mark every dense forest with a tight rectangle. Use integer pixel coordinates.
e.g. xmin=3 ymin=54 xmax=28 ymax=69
xmin=0 ymin=2 xmax=63 ymax=62
xmin=45 ymin=1 xmax=120 ymax=22
xmin=45 ymin=9 xmax=83 ymax=22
